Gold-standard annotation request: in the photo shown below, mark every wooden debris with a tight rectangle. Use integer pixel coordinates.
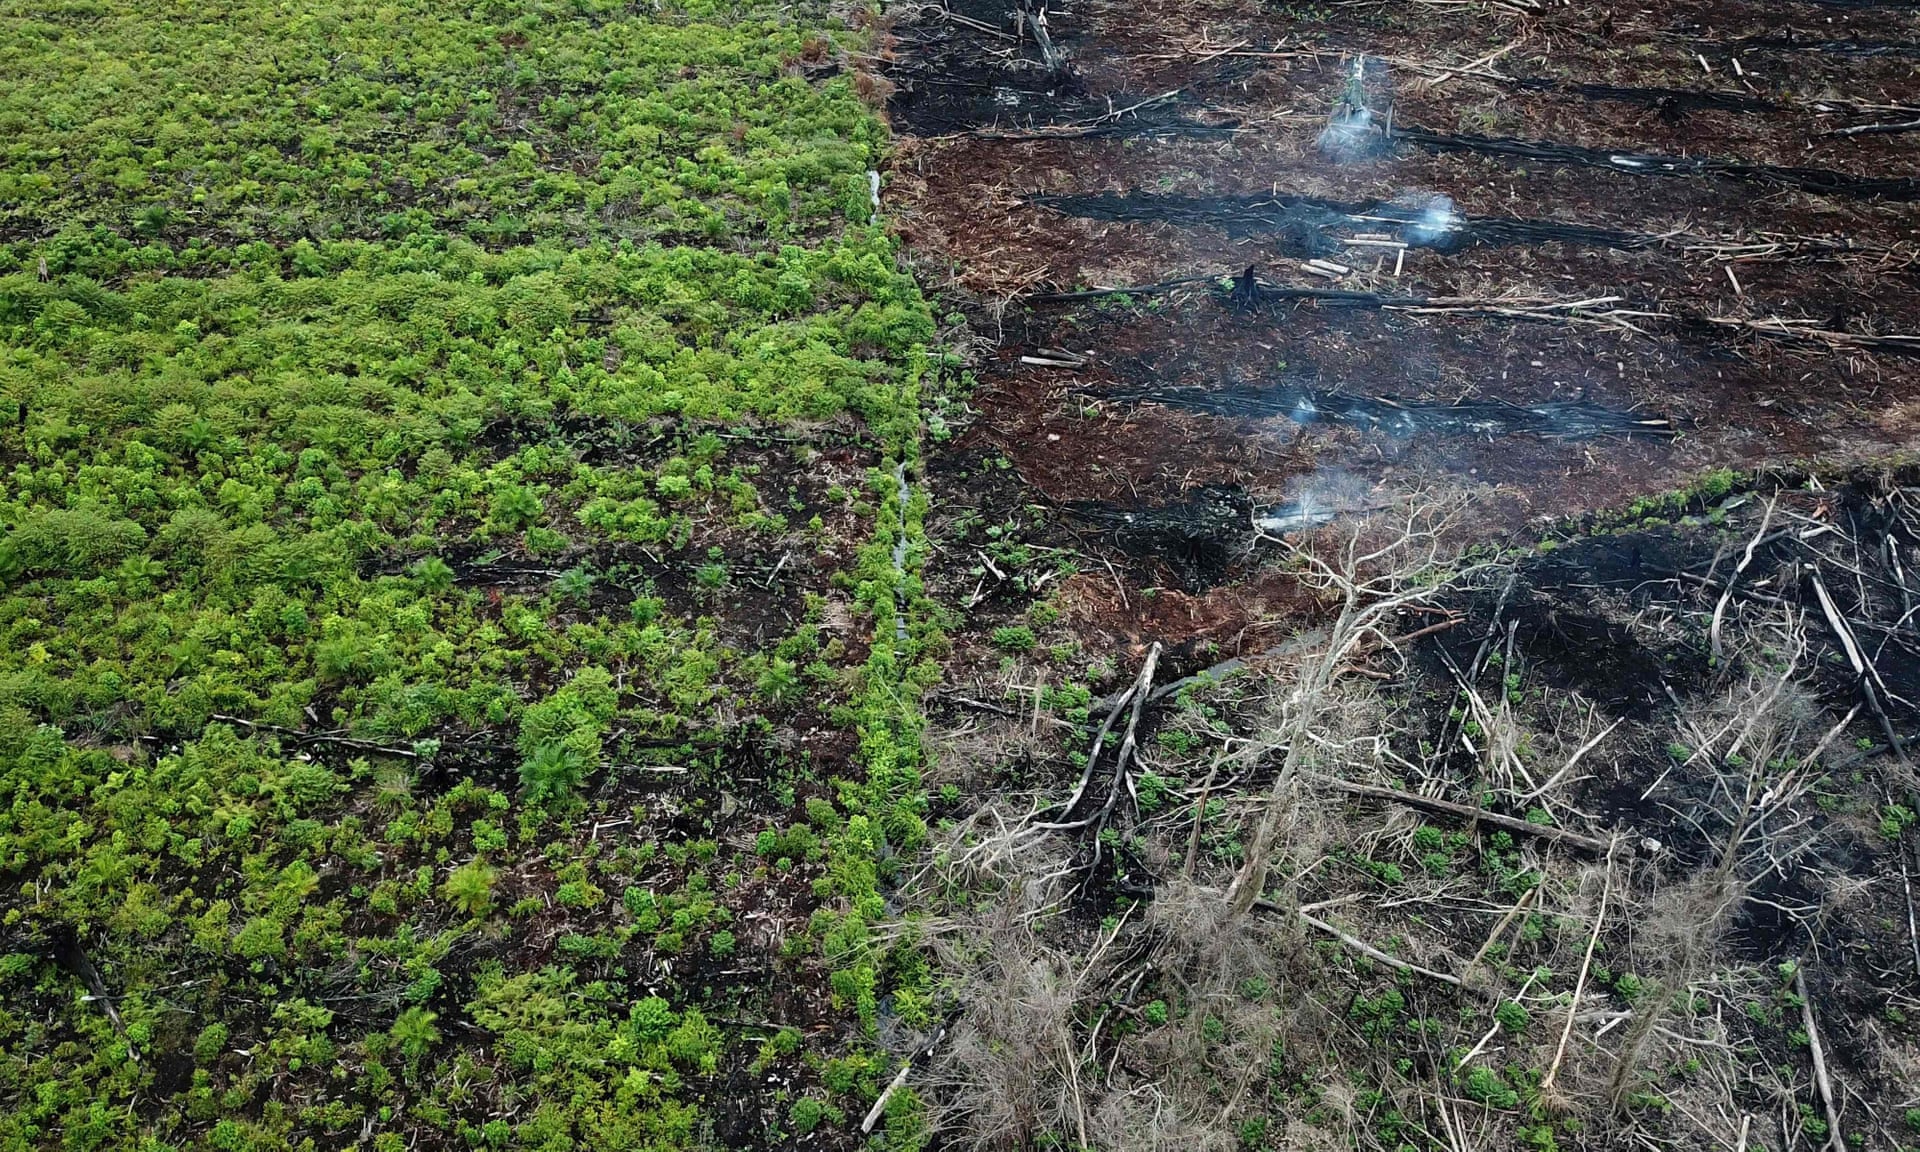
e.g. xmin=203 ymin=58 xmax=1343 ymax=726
xmin=1541 ymin=849 xmax=1615 ymax=1102
xmin=1016 ymin=0 xmax=1064 ymax=71
xmin=1032 ymin=265 xmax=1920 ymax=352
xmin=1903 ymin=863 xmax=1920 ymax=980
xmin=1307 ymin=774 xmax=1615 ymax=855
xmin=1809 ymin=572 xmax=1910 ymax=765
xmin=1706 ymin=314 xmax=1920 ymax=355
xmin=211 ymin=712 xmax=420 ymax=759
xmin=1819 ymin=117 xmax=1920 ymax=137
xmin=1026 ymin=644 xmax=1161 ymax=892
xmin=1254 ymin=900 xmax=1466 ymax=988
xmin=51 ymin=932 xmax=136 ymax=1062
xmin=1032 ymin=659 xmax=1140 ymax=829
xmin=861 ymin=1017 xmax=955 ymax=1133
xmin=1793 ymin=966 xmax=1846 ymax=1152
xmin=1090 ymin=644 xmax=1163 ymax=841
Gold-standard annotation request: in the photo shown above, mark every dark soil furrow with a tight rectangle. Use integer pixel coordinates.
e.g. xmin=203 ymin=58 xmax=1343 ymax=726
xmin=1728 ymin=35 xmax=1920 ymax=57
xmin=1028 ymin=190 xmax=1654 ymax=253
xmin=1102 ymin=381 xmax=1678 ymax=440
xmin=1393 ymin=126 xmax=1920 ymax=200
xmin=1507 ymin=80 xmax=1782 ymax=115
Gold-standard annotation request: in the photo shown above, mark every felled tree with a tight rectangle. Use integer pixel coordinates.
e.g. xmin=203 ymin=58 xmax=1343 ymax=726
xmin=1225 ymin=496 xmax=1478 ymax=917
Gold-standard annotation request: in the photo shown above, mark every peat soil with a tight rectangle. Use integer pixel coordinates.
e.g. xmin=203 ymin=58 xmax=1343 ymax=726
xmin=889 ymin=0 xmax=1920 ymax=1145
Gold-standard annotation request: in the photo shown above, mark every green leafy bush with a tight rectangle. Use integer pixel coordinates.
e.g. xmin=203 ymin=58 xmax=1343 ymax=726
xmin=442 ymin=860 xmax=498 ymax=917
xmin=990 ymin=625 xmax=1036 ymax=652
xmin=1463 ymin=1066 xmax=1521 ymax=1110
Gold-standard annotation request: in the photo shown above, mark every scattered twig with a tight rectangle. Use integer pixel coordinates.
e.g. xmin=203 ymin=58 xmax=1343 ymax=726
xmin=1087 ymin=87 xmax=1185 ymax=125
xmin=1888 ymin=532 xmax=1919 ymax=646
xmin=1184 ymin=752 xmax=1224 ymax=880
xmin=210 ymin=713 xmax=418 ymax=758
xmin=1516 ymin=716 xmax=1626 ymax=806
xmin=1087 ymin=643 xmax=1162 ymax=836
xmin=51 ymin=933 xmax=135 ymax=1062
xmin=940 ymin=694 xmax=1023 ymax=718
xmin=1803 ymin=702 xmax=1864 ymax=767
xmin=1465 ymin=884 xmax=1539 ymax=979
xmin=1032 ymin=669 xmax=1137 ymax=828
xmin=1457 ymin=966 xmax=1543 ymax=1070
xmin=1713 ymin=497 xmax=1777 ymax=662
xmin=1088 ymin=646 xmax=1258 ymax=715
xmin=1416 ymin=38 xmax=1526 ymax=91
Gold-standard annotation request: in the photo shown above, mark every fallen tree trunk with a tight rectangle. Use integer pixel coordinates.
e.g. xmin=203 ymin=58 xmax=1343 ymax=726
xmin=1253 ymin=899 xmax=1467 ymax=988
xmin=1794 ymin=966 xmax=1847 ymax=1152
xmin=1306 ymin=773 xmax=1615 ymax=855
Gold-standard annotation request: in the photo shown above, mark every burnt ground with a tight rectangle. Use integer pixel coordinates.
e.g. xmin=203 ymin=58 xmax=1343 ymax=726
xmin=889 ymin=0 xmax=1920 ymax=546
xmin=892 ymin=0 xmax=1920 ymax=678
xmin=887 ymin=0 xmax=1920 ymax=1148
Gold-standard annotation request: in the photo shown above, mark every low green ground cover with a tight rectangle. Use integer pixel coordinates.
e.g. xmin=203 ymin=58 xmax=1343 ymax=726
xmin=0 ymin=1 xmax=938 ymax=1149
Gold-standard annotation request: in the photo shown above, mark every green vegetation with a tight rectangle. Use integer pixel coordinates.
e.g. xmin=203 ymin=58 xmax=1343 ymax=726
xmin=2 ymin=0 xmax=884 ymax=253
xmin=0 ymin=0 xmax=937 ymax=1148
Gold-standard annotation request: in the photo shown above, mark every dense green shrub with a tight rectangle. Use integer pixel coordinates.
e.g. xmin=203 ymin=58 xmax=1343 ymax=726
xmin=0 ymin=0 xmax=886 ymax=254
xmin=0 ymin=0 xmax=938 ymax=1147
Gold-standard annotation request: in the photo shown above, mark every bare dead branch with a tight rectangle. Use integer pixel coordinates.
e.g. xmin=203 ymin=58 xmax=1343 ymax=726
xmin=1307 ymin=774 xmax=1613 ymax=855
xmin=1794 ymin=965 xmax=1846 ymax=1152
xmin=1541 ymin=848 xmax=1616 ymax=1104
xmin=1253 ymin=900 xmax=1466 ymax=988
